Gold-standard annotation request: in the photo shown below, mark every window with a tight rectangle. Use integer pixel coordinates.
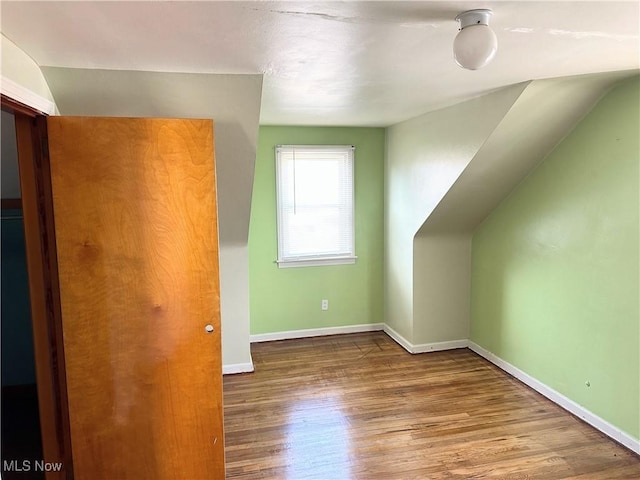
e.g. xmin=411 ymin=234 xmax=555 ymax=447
xmin=275 ymin=145 xmax=356 ymax=268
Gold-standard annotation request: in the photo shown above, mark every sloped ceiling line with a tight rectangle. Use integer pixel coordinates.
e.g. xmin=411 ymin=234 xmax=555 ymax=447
xmin=415 ymin=71 xmax=636 ymax=237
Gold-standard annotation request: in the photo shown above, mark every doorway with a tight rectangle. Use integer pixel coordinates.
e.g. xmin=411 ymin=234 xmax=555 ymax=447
xmin=1 ymin=109 xmax=44 ymax=479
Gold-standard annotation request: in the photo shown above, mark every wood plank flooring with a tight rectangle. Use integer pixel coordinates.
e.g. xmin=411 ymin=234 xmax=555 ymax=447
xmin=223 ymin=332 xmax=640 ymax=479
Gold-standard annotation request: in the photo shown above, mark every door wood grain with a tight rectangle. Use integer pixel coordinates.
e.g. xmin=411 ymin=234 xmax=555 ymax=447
xmin=46 ymin=117 xmax=224 ymax=479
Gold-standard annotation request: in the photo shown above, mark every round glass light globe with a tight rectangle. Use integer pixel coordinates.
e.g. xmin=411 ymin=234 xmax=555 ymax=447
xmin=453 ymin=24 xmax=498 ymax=70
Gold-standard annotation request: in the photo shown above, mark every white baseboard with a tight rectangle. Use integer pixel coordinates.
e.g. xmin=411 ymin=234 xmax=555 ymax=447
xmin=382 ymin=324 xmax=414 ymax=352
xmin=468 ymin=341 xmax=640 ymax=455
xmin=1 ymin=75 xmax=58 ymax=115
xmin=412 ymin=338 xmax=469 ymax=353
xmin=383 ymin=324 xmax=468 ymax=354
xmin=250 ymin=323 xmax=384 ymax=343
xmin=222 ymin=360 xmax=255 ymax=375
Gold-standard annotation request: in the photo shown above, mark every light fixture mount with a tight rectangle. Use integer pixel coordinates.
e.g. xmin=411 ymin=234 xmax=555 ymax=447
xmin=455 ymin=9 xmax=493 ymax=30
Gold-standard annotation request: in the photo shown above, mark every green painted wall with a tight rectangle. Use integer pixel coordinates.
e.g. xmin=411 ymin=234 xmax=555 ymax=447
xmin=249 ymin=126 xmax=385 ymax=335
xmin=471 ymin=77 xmax=639 ymax=439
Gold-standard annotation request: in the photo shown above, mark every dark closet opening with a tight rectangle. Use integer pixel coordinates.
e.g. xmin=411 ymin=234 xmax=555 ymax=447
xmin=1 ymin=108 xmax=44 ymax=480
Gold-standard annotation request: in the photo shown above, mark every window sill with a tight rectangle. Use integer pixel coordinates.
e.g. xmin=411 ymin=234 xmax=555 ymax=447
xmin=276 ymin=256 xmax=357 ymax=268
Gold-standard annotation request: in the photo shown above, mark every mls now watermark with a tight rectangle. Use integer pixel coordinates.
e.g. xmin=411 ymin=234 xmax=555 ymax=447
xmin=3 ymin=459 xmax=64 ymax=472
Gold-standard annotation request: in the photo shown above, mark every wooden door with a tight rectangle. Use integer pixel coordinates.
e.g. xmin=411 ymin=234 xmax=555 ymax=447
xmin=45 ymin=117 xmax=224 ymax=479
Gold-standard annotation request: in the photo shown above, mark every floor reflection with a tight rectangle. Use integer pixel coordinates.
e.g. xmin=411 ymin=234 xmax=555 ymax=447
xmin=285 ymin=395 xmax=351 ymax=479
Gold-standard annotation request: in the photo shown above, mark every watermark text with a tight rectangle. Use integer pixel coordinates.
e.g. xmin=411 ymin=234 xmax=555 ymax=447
xmin=3 ymin=459 xmax=64 ymax=472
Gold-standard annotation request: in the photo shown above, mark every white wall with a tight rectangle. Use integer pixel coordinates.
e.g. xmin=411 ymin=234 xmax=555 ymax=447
xmin=413 ymin=234 xmax=471 ymax=343
xmin=384 ymin=84 xmax=526 ymax=344
xmin=40 ymin=67 xmax=263 ymax=370
xmin=218 ymin=244 xmax=252 ymax=372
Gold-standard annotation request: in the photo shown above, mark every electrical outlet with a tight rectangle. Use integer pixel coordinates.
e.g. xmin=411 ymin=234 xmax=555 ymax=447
xmin=321 ymin=299 xmax=329 ymax=311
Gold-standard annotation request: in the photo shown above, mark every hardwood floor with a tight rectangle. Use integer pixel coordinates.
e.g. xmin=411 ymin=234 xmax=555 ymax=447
xmin=223 ymin=332 xmax=640 ymax=479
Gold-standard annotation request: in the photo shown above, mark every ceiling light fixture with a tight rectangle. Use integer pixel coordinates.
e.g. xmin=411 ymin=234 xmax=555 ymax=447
xmin=454 ymin=9 xmax=498 ymax=70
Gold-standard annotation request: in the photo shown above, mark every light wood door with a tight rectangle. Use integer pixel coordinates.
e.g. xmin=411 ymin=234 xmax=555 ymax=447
xmin=46 ymin=117 xmax=224 ymax=479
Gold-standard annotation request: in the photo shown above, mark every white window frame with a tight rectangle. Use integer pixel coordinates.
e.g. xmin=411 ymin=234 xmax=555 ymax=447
xmin=275 ymin=145 xmax=356 ymax=268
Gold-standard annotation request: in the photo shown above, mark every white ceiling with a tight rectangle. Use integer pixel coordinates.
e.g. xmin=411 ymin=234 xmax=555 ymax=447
xmin=1 ymin=1 xmax=638 ymax=126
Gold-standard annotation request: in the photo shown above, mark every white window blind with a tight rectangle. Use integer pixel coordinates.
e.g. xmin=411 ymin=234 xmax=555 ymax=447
xmin=275 ymin=145 xmax=356 ymax=268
